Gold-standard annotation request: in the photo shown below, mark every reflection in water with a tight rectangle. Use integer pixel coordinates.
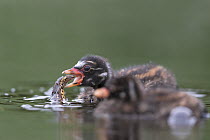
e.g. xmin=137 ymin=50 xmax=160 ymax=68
xmin=56 ymin=107 xmax=96 ymax=140
xmin=96 ymin=117 xmax=141 ymax=140
xmin=4 ymin=86 xmax=209 ymax=140
xmin=95 ymin=115 xmax=204 ymax=140
xmin=53 ymin=106 xmax=205 ymax=140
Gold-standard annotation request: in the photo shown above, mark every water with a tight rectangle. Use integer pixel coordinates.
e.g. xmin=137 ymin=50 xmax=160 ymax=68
xmin=0 ymin=0 xmax=210 ymax=140
xmin=1 ymin=85 xmax=210 ymax=140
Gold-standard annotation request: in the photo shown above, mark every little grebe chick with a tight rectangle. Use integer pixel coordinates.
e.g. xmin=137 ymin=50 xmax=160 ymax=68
xmin=62 ymin=55 xmax=177 ymax=90
xmin=94 ymin=76 xmax=206 ymax=121
xmin=62 ymin=55 xmax=177 ymax=103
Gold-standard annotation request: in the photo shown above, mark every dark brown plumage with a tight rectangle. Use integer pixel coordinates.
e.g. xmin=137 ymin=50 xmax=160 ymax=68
xmin=62 ymin=55 xmax=177 ymax=103
xmin=116 ymin=64 xmax=177 ymax=90
xmin=94 ymin=76 xmax=206 ymax=120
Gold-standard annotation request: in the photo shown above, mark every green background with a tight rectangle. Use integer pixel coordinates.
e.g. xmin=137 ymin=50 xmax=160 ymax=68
xmin=1 ymin=0 xmax=210 ymax=89
xmin=0 ymin=0 xmax=210 ymax=140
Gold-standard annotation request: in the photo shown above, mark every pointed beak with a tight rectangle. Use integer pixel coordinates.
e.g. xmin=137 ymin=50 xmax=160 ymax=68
xmin=62 ymin=68 xmax=81 ymax=75
xmin=62 ymin=68 xmax=85 ymax=88
xmin=94 ymin=88 xmax=110 ymax=98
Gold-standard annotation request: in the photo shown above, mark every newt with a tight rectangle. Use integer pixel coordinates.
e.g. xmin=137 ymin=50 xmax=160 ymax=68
xmin=50 ymin=75 xmax=74 ymax=103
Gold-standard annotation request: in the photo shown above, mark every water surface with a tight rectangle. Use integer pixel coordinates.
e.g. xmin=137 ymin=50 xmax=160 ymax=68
xmin=0 ymin=84 xmax=210 ymax=140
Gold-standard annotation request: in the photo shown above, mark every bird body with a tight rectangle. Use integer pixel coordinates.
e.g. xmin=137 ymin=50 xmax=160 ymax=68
xmin=61 ymin=55 xmax=177 ymax=103
xmin=116 ymin=63 xmax=177 ymax=90
xmin=59 ymin=55 xmax=207 ymax=124
xmin=94 ymin=76 xmax=206 ymax=121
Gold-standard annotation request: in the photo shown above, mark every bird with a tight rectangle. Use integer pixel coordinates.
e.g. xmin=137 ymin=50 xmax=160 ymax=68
xmin=62 ymin=55 xmax=177 ymax=103
xmin=93 ymin=75 xmax=207 ymax=121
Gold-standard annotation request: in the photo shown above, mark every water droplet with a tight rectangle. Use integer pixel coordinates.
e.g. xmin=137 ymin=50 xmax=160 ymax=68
xmin=44 ymin=87 xmax=53 ymax=96
xmin=10 ymin=88 xmax=16 ymax=93
xmin=39 ymin=87 xmax=45 ymax=92
xmin=29 ymin=89 xmax=34 ymax=94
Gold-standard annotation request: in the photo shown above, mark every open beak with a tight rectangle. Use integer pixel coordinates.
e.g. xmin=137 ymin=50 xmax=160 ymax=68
xmin=62 ymin=68 xmax=85 ymax=88
xmin=94 ymin=88 xmax=110 ymax=98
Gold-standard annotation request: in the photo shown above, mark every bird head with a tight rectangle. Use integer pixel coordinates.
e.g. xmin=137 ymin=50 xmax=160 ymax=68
xmin=62 ymin=55 xmax=113 ymax=89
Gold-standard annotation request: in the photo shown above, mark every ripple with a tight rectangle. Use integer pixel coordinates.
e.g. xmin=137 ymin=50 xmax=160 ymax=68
xmin=21 ymin=103 xmax=82 ymax=112
xmin=24 ymin=95 xmax=50 ymax=100
xmin=180 ymin=88 xmax=208 ymax=98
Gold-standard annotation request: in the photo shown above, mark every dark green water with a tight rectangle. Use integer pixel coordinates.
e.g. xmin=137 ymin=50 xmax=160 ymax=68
xmin=0 ymin=0 xmax=210 ymax=140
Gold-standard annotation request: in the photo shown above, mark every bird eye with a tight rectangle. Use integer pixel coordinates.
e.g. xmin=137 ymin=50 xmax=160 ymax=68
xmin=83 ymin=65 xmax=91 ymax=72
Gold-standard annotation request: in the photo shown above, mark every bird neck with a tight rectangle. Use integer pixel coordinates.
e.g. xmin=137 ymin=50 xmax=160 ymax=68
xmin=94 ymin=64 xmax=114 ymax=89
